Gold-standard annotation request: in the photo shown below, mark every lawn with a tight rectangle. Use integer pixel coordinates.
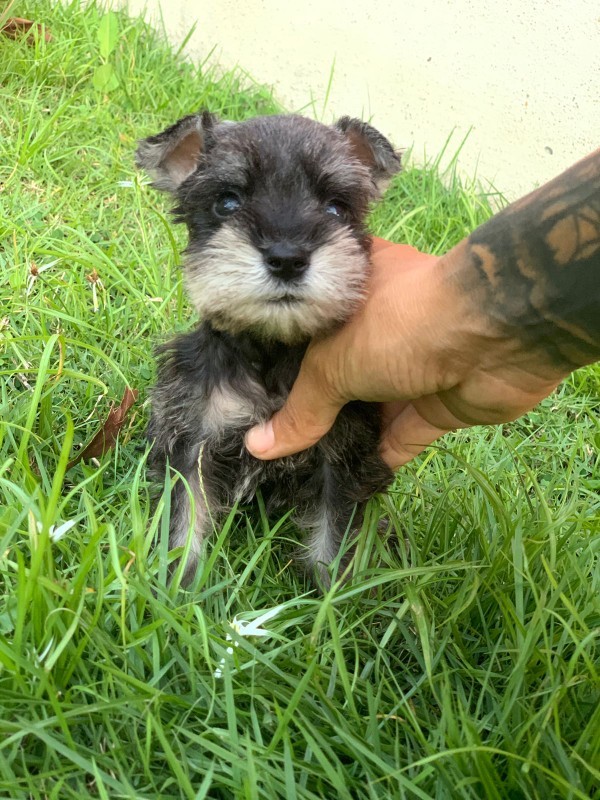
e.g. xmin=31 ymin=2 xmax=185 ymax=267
xmin=1 ymin=2 xmax=599 ymax=798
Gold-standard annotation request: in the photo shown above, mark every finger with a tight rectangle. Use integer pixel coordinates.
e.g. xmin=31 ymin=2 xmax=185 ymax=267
xmin=370 ymin=236 xmax=395 ymax=253
xmin=245 ymin=361 xmax=345 ymax=460
xmin=380 ymin=400 xmax=410 ymax=428
xmin=371 ymin=237 xmax=426 ymax=261
xmin=380 ymin=402 xmax=457 ymax=468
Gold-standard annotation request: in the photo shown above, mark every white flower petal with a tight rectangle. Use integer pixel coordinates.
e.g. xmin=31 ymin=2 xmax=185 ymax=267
xmin=50 ymin=520 xmax=76 ymax=541
xmin=215 ymin=604 xmax=286 ymax=677
xmin=230 ymin=604 xmax=286 ymax=638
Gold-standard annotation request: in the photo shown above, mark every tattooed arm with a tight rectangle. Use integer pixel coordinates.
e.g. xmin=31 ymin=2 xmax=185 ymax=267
xmin=246 ymin=150 xmax=600 ymax=467
xmin=463 ymin=148 xmax=600 ymax=369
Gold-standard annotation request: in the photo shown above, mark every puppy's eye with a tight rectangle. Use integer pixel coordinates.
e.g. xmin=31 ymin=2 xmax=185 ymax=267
xmin=213 ymin=193 xmax=242 ymax=218
xmin=324 ymin=201 xmax=346 ymax=219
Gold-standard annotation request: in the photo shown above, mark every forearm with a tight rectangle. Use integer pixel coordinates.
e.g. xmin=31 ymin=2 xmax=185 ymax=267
xmin=444 ymin=149 xmax=600 ymax=373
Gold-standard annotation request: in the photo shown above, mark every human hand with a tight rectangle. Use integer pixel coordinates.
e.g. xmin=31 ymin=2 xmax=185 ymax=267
xmin=245 ymin=236 xmax=564 ymax=468
xmin=245 ymin=148 xmax=600 ymax=468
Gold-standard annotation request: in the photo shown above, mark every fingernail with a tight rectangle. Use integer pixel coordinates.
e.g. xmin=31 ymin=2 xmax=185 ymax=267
xmin=245 ymin=420 xmax=275 ymax=456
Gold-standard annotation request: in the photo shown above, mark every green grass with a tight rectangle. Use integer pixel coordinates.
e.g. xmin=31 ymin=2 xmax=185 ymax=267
xmin=1 ymin=2 xmax=599 ymax=798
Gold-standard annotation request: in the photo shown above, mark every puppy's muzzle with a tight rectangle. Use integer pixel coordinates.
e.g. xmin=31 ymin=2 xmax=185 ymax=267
xmin=263 ymin=241 xmax=310 ymax=283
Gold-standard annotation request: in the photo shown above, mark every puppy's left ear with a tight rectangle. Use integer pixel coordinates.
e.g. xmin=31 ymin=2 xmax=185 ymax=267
xmin=334 ymin=117 xmax=401 ymax=193
xmin=135 ymin=110 xmax=218 ymax=192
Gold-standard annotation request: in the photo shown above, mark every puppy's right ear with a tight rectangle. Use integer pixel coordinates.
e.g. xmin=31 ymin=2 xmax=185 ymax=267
xmin=135 ymin=110 xmax=217 ymax=192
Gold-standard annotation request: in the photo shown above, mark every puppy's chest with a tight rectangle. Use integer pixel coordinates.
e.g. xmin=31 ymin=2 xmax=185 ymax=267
xmin=201 ymin=378 xmax=278 ymax=435
xmin=199 ymin=334 xmax=304 ymax=437
xmin=199 ymin=365 xmax=315 ymax=508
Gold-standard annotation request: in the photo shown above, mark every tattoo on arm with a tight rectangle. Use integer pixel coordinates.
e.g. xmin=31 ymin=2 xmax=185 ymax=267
xmin=465 ymin=149 xmax=600 ymax=369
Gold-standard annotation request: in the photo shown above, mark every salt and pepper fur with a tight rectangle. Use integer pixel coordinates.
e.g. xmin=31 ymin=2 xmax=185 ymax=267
xmin=137 ymin=111 xmax=401 ymax=584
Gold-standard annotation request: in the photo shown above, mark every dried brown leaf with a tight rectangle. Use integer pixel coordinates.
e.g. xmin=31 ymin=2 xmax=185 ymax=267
xmin=68 ymin=387 xmax=138 ymax=469
xmin=1 ymin=18 xmax=52 ymax=43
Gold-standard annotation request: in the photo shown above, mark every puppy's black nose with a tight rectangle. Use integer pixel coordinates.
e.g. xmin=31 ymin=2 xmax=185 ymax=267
xmin=264 ymin=242 xmax=309 ymax=282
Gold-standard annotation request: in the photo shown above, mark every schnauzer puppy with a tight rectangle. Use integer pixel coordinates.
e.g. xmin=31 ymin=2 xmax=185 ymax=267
xmin=136 ymin=111 xmax=401 ymax=584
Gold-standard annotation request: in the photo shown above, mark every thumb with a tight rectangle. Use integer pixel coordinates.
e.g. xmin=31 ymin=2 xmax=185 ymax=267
xmin=245 ymin=361 xmax=345 ymax=460
xmin=380 ymin=400 xmax=459 ymax=468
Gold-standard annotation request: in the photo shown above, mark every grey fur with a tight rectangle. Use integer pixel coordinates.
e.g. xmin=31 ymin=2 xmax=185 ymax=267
xmin=137 ymin=111 xmax=401 ymax=584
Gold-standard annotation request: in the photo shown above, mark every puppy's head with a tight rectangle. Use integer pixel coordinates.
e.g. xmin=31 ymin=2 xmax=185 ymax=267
xmin=137 ymin=112 xmax=400 ymax=342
